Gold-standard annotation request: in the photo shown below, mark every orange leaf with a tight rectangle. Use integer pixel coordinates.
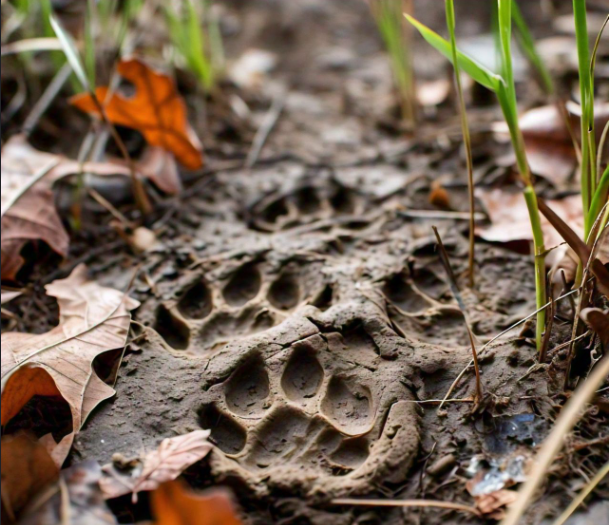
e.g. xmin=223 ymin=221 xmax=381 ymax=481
xmin=70 ymin=58 xmax=204 ymax=170
xmin=0 ymin=367 xmax=61 ymax=426
xmin=1 ymin=433 xmax=59 ymax=523
xmin=151 ymin=481 xmax=243 ymax=525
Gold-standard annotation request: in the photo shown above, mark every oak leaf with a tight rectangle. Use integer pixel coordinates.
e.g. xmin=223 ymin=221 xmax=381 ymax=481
xmin=151 ymin=481 xmax=243 ymax=525
xmin=70 ymin=58 xmax=204 ymax=170
xmin=100 ymin=430 xmax=213 ymax=501
xmin=1 ymin=265 xmax=139 ymax=463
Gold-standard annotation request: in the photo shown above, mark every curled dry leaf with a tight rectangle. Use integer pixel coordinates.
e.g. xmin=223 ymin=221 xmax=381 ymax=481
xmin=100 ymin=430 xmax=213 ymax=501
xmin=151 ymin=481 xmax=243 ymax=525
xmin=0 ymin=135 xmax=140 ymax=280
xmin=476 ymin=189 xmax=583 ymax=261
xmin=1 ymin=433 xmax=59 ymax=523
xmin=1 ymin=265 xmax=139 ymax=464
xmin=580 ymin=308 xmax=609 ymax=346
xmin=71 ymin=58 xmax=204 ymax=170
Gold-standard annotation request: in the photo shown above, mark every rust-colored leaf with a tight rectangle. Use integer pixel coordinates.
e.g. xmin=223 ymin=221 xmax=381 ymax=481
xmin=71 ymin=58 xmax=204 ymax=170
xmin=1 ymin=433 xmax=59 ymax=523
xmin=1 ymin=265 xmax=139 ymax=464
xmin=100 ymin=430 xmax=213 ymax=501
xmin=151 ymin=481 xmax=243 ymax=525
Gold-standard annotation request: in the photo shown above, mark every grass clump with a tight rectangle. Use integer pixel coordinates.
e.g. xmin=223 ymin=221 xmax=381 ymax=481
xmin=165 ymin=0 xmax=224 ymax=93
xmin=406 ymin=0 xmax=548 ymax=353
xmin=369 ymin=0 xmax=416 ymax=125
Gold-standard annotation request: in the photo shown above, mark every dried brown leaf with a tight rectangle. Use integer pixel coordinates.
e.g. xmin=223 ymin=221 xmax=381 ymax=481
xmin=0 ymin=135 xmax=137 ymax=280
xmin=1 ymin=265 xmax=139 ymax=463
xmin=580 ymin=308 xmax=609 ymax=346
xmin=476 ymin=189 xmax=583 ymax=258
xmin=100 ymin=430 xmax=213 ymax=501
xmin=1 ymin=433 xmax=59 ymax=523
xmin=151 ymin=481 xmax=243 ymax=525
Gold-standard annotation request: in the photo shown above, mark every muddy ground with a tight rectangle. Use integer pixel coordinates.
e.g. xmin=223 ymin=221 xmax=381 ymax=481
xmin=3 ymin=0 xmax=609 ymax=524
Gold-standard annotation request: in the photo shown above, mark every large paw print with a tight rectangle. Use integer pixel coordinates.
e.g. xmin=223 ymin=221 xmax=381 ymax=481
xmin=195 ymin=312 xmax=419 ymax=499
xmin=142 ymin=257 xmax=329 ymax=355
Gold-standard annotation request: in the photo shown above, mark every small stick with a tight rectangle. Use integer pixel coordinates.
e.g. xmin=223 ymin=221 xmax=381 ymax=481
xmin=438 ymin=285 xmax=583 ymax=410
xmin=245 ymin=91 xmax=286 ymax=169
xmin=332 ymin=498 xmax=481 ymax=517
xmin=398 ymin=210 xmax=486 ymax=221
xmin=432 ymin=226 xmax=482 ymax=402
xmin=22 ymin=62 xmax=72 ymax=136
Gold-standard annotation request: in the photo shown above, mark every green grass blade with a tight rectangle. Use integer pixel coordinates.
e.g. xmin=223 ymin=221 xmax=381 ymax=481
xmin=404 ymin=13 xmax=504 ymax=92
xmin=511 ymin=0 xmax=554 ymax=95
xmin=574 ymin=0 xmax=595 ymax=216
xmin=49 ymin=14 xmax=90 ymax=91
xmin=588 ymin=165 xmax=609 ymax=235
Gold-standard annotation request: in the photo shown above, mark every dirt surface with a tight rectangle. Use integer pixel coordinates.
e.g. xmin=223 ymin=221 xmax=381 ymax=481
xmin=3 ymin=1 xmax=609 ymax=524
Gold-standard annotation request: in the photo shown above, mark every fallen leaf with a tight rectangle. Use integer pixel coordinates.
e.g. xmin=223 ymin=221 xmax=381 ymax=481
xmin=100 ymin=430 xmax=213 ymax=501
xmin=538 ymin=199 xmax=609 ymax=297
xmin=476 ymin=189 xmax=583 ymax=261
xmin=71 ymin=58 xmax=204 ymax=170
xmin=1 ymin=433 xmax=59 ymax=523
xmin=580 ymin=308 xmax=609 ymax=346
xmin=0 ymin=135 xmax=138 ymax=280
xmin=18 ymin=461 xmax=117 ymax=525
xmin=151 ymin=481 xmax=243 ymax=525
xmin=473 ymin=489 xmax=518 ymax=519
xmin=505 ymin=103 xmax=609 ymax=185
xmin=137 ymin=146 xmax=182 ymax=195
xmin=1 ymin=264 xmax=139 ymax=464
xmin=1 ymin=137 xmax=69 ymax=281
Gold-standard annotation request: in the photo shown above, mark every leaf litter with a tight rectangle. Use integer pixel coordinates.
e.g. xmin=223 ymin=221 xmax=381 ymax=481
xmin=1 ymin=1 xmax=608 ymax=524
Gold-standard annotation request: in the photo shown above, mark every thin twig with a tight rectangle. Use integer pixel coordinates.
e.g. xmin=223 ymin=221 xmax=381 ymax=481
xmin=332 ymin=498 xmax=481 ymax=517
xmin=551 ymin=460 xmax=609 ymax=525
xmin=438 ymin=285 xmax=583 ymax=410
xmin=23 ymin=62 xmax=72 ymax=136
xmin=245 ymin=91 xmax=286 ymax=169
xmin=433 ymin=226 xmax=482 ymax=402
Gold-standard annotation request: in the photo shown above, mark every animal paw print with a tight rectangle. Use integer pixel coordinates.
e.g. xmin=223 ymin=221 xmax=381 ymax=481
xmin=251 ymin=178 xmax=366 ymax=232
xmin=380 ymin=265 xmax=476 ymax=348
xmin=196 ymin=318 xmax=419 ymax=498
xmin=142 ymin=257 xmax=330 ymax=355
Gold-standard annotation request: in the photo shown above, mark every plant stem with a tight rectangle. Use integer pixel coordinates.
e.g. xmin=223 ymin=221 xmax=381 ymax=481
xmin=445 ymin=0 xmax=476 ymax=287
xmin=524 ymin=186 xmax=547 ymax=352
